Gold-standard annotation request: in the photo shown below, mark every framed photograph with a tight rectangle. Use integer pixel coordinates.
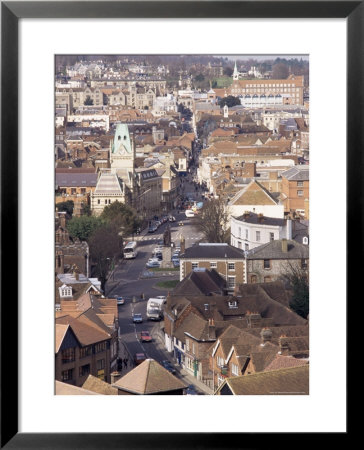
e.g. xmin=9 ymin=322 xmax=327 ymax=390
xmin=1 ymin=1 xmax=354 ymax=448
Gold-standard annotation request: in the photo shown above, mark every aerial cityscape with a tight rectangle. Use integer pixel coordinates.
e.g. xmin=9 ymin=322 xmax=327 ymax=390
xmin=55 ymin=54 xmax=309 ymax=396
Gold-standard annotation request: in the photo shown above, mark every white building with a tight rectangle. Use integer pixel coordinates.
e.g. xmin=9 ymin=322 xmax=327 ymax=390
xmin=230 ymin=212 xmax=292 ymax=252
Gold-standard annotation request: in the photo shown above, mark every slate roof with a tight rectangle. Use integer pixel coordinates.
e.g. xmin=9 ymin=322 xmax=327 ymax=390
xmin=218 ymin=365 xmax=309 ymax=395
xmin=172 ymin=269 xmax=226 ymax=296
xmin=180 ymin=243 xmax=245 ymax=260
xmin=233 ymin=212 xmax=285 ymax=227
xmin=93 ymin=172 xmax=123 ymax=195
xmin=112 ymin=359 xmax=187 ymax=394
xmin=281 ymin=166 xmax=309 ymax=181
xmin=247 ymin=239 xmax=309 ymax=260
xmin=56 ymin=172 xmax=98 ymax=188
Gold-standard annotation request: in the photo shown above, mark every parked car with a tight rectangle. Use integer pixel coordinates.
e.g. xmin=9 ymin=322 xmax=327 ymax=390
xmin=148 ymin=225 xmax=157 ymax=233
xmin=172 ymin=259 xmax=180 ymax=268
xmin=134 ymin=353 xmax=147 ymax=366
xmin=157 ymin=239 xmax=164 ymax=246
xmin=178 ymin=221 xmax=184 ymax=226
xmin=146 ymin=258 xmax=161 ymax=268
xmin=140 ymin=331 xmax=152 ymax=342
xmin=132 ymin=313 xmax=143 ymax=323
xmin=161 ymin=360 xmax=176 ymax=374
xmin=155 ymin=295 xmax=167 ymax=304
xmin=168 ymin=216 xmax=176 ymax=222
xmin=115 ymin=296 xmax=125 ymax=305
xmin=155 ymin=252 xmax=163 ymax=261
xmin=153 ymin=246 xmax=164 ymax=253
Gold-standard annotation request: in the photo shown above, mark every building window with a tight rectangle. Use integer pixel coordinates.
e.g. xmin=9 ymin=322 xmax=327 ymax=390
xmin=297 ymin=190 xmax=303 ymax=197
xmin=228 ymin=300 xmax=238 ymax=309
xmin=61 ymin=369 xmax=73 ymax=382
xmin=94 ymin=342 xmax=106 ymax=354
xmin=301 ymin=259 xmax=308 ymax=269
xmin=80 ymin=346 xmax=92 ymax=359
xmin=191 ymin=262 xmax=199 ymax=270
xmin=256 ymin=231 xmax=261 ymax=242
xmin=270 ymin=232 xmax=274 ymax=241
xmin=228 ymin=262 xmax=235 ymax=271
xmin=245 ymin=229 xmax=248 ymax=239
xmin=238 ymin=241 xmax=242 ymax=249
xmin=231 ymin=363 xmax=239 ymax=376
xmin=97 ymin=199 xmax=100 ymax=204
xmin=227 ymin=276 xmax=236 ymax=289
xmin=217 ymin=356 xmax=224 ymax=367
xmin=186 ymin=339 xmax=190 ymax=351
xmin=239 ymin=227 xmax=242 ymax=238
xmin=251 ymin=275 xmax=257 ymax=283
xmin=79 ymin=364 xmax=90 ymax=377
xmin=263 ymin=259 xmax=271 ymax=269
xmin=61 ymin=347 xmax=75 ymax=364
xmin=297 ymin=181 xmax=304 ymax=187
xmin=210 ymin=262 xmax=217 ymax=268
xmin=96 ymin=359 xmax=105 ymax=370
xmin=192 ymin=343 xmax=195 ymax=355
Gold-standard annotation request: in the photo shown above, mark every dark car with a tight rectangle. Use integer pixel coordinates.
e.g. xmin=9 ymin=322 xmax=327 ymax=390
xmin=155 ymin=252 xmax=163 ymax=261
xmin=161 ymin=360 xmax=176 ymax=374
xmin=172 ymin=259 xmax=180 ymax=268
xmin=148 ymin=226 xmax=157 ymax=233
xmin=132 ymin=313 xmax=143 ymax=323
xmin=134 ymin=353 xmax=147 ymax=366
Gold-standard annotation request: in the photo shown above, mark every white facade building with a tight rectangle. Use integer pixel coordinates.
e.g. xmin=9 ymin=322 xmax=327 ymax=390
xmin=230 ymin=213 xmax=292 ymax=252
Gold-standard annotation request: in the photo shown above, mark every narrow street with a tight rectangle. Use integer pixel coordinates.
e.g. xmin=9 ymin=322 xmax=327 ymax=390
xmin=103 ymin=170 xmax=210 ymax=393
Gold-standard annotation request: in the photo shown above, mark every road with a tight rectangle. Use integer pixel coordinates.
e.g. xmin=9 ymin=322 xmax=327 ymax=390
xmin=104 ymin=175 xmax=208 ymax=391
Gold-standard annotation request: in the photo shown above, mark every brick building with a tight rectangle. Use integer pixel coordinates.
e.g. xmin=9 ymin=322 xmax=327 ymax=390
xmin=179 ymin=243 xmax=247 ymax=292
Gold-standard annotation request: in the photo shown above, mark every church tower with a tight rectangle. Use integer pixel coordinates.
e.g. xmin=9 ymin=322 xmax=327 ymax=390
xmin=233 ymin=61 xmax=239 ymax=80
xmin=110 ymin=124 xmax=135 ymax=194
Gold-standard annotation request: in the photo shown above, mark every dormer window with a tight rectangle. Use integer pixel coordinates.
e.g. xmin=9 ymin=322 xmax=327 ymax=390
xmin=228 ymin=300 xmax=238 ymax=309
xmin=59 ymin=284 xmax=72 ymax=298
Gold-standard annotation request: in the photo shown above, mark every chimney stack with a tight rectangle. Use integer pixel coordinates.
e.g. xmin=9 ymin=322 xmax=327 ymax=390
xmin=208 ymin=318 xmax=216 ymax=340
xmin=260 ymin=327 xmax=273 ymax=345
xmin=279 ymin=335 xmax=289 ymax=355
xmin=110 ymin=371 xmax=121 ymax=384
xmin=281 ymin=238 xmax=288 ymax=253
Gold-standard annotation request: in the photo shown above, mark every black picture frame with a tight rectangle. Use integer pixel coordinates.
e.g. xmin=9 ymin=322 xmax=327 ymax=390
xmin=1 ymin=1 xmax=354 ymax=448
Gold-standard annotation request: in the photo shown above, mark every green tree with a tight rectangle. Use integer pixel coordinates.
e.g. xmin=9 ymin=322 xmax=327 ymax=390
xmin=193 ymin=198 xmax=230 ymax=243
xmin=56 ymin=200 xmax=74 ymax=216
xmin=219 ymin=95 xmax=241 ymax=108
xmin=283 ymin=262 xmax=309 ymax=319
xmin=100 ymin=200 xmax=140 ymax=236
xmin=88 ymin=224 xmax=122 ymax=291
xmin=66 ymin=215 xmax=104 ymax=241
xmin=84 ymin=95 xmax=94 ymax=105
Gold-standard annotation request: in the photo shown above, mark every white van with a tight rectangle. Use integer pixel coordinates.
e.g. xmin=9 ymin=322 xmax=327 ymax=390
xmin=185 ymin=209 xmax=195 ymax=218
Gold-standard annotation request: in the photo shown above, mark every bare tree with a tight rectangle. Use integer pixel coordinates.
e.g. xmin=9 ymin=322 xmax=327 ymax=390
xmin=282 ymin=260 xmax=309 ymax=319
xmin=88 ymin=224 xmax=122 ymax=291
xmin=193 ymin=198 xmax=230 ymax=243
